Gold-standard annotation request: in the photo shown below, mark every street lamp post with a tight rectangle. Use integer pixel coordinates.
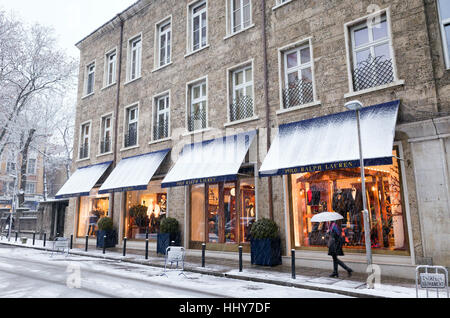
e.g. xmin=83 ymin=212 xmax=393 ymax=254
xmin=8 ymin=175 xmax=18 ymax=240
xmin=345 ymin=101 xmax=373 ymax=268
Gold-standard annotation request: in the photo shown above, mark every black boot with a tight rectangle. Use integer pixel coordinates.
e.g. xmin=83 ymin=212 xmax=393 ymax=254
xmin=329 ymin=272 xmax=339 ymax=278
xmin=347 ymin=268 xmax=353 ymax=277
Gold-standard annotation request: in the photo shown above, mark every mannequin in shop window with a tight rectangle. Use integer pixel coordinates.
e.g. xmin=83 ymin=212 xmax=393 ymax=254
xmin=87 ymin=210 xmax=100 ymax=236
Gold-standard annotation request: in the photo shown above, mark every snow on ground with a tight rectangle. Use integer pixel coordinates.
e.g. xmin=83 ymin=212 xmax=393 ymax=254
xmin=0 ymin=239 xmax=446 ymax=299
xmin=0 ymin=246 xmax=350 ymax=298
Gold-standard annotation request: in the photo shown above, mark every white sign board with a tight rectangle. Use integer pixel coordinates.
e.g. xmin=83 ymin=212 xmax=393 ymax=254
xmin=420 ymin=273 xmax=446 ymax=289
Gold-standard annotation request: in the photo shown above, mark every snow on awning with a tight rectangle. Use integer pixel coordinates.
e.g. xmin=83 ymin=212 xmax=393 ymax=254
xmin=162 ymin=130 xmax=257 ymax=188
xmin=55 ymin=161 xmax=112 ymax=199
xmin=98 ymin=149 xmax=170 ymax=194
xmin=259 ymin=100 xmax=400 ymax=177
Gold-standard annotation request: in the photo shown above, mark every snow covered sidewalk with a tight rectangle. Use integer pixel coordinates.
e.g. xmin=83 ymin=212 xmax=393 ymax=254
xmin=0 ymin=237 xmax=446 ymax=299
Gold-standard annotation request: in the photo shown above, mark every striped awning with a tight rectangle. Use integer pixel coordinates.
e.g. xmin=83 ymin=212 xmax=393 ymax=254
xmin=260 ymin=100 xmax=400 ymax=177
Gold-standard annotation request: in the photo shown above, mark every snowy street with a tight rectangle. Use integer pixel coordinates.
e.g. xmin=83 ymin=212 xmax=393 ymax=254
xmin=0 ymin=245 xmax=349 ymax=298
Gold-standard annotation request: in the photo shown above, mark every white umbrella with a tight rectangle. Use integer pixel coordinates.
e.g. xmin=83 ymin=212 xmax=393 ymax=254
xmin=310 ymin=212 xmax=343 ymax=223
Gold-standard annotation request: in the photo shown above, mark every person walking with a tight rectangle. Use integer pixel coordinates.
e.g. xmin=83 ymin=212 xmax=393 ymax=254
xmin=328 ymin=221 xmax=353 ymax=278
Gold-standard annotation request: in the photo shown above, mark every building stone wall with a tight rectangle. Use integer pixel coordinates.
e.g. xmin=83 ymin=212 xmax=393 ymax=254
xmin=65 ymin=0 xmax=450 ymax=267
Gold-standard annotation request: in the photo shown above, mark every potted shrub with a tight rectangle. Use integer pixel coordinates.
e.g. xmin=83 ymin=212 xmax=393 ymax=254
xmin=96 ymin=217 xmax=118 ymax=249
xmin=129 ymin=205 xmax=149 ymax=234
xmin=250 ymin=218 xmax=282 ymax=267
xmin=157 ymin=217 xmax=181 ymax=255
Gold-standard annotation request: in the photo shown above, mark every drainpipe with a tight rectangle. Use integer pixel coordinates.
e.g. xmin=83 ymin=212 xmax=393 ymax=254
xmin=111 ymin=14 xmax=125 ymax=219
xmin=261 ymin=0 xmax=274 ymax=220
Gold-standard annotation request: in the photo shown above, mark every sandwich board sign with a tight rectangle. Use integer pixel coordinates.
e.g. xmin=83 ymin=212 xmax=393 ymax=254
xmin=416 ymin=265 xmax=448 ymax=298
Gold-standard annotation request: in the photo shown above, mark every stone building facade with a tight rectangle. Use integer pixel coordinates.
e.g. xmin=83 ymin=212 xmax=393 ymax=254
xmin=64 ymin=0 xmax=450 ymax=279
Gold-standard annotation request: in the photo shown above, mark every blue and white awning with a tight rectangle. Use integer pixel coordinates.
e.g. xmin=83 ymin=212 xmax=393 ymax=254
xmin=98 ymin=149 xmax=170 ymax=194
xmin=162 ymin=130 xmax=257 ymax=188
xmin=55 ymin=161 xmax=112 ymax=199
xmin=259 ymin=100 xmax=400 ymax=177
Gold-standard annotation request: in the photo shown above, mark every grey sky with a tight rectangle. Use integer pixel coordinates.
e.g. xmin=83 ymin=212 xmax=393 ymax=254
xmin=0 ymin=0 xmax=137 ymax=58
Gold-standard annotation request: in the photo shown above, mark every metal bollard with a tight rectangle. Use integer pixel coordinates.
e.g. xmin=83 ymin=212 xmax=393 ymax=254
xmin=33 ymin=232 xmax=36 ymax=246
xmin=146 ymin=228 xmax=149 ymax=240
xmin=103 ymin=236 xmax=106 ymax=254
xmin=171 ymin=240 xmax=175 ymax=246
xmin=123 ymin=237 xmax=127 ymax=257
xmin=85 ymin=235 xmax=89 ymax=252
xmin=43 ymin=233 xmax=46 ymax=247
xmin=70 ymin=235 xmax=73 ymax=250
xmin=145 ymin=239 xmax=149 ymax=260
xmin=15 ymin=231 xmax=18 ymax=242
xmin=291 ymin=249 xmax=296 ymax=280
xmin=239 ymin=246 xmax=243 ymax=272
xmin=202 ymin=243 xmax=206 ymax=268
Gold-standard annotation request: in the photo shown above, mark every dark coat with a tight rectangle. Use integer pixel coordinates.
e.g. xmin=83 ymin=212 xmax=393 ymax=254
xmin=328 ymin=224 xmax=344 ymax=256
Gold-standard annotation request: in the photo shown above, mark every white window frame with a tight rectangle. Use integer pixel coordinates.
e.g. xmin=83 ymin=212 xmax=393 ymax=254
xmin=437 ymin=0 xmax=450 ymax=69
xmin=84 ymin=61 xmax=96 ymax=96
xmin=344 ymin=7 xmax=403 ymax=97
xmin=155 ymin=16 xmax=172 ymax=69
xmin=188 ymin=78 xmax=208 ymax=132
xmin=127 ymin=34 xmax=142 ymax=83
xmin=122 ymin=103 xmax=139 ymax=150
xmin=104 ymin=48 xmax=117 ymax=88
xmin=27 ymin=158 xmax=37 ymax=175
xmin=273 ymin=0 xmax=292 ymax=10
xmin=231 ymin=0 xmax=252 ymax=34
xmin=25 ymin=182 xmax=36 ymax=195
xmin=277 ymin=37 xmax=319 ymax=111
xmin=78 ymin=120 xmax=92 ymax=160
xmin=226 ymin=60 xmax=255 ymax=123
xmin=152 ymin=92 xmax=171 ymax=141
xmin=189 ymin=0 xmax=208 ymax=53
xmin=99 ymin=113 xmax=114 ymax=155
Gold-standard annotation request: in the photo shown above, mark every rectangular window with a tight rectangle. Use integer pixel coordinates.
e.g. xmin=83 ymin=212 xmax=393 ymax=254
xmin=289 ymin=148 xmax=409 ymax=254
xmin=190 ymin=1 xmax=207 ymax=52
xmin=190 ymin=179 xmax=256 ymax=245
xmin=230 ymin=65 xmax=253 ymax=122
xmin=438 ymin=0 xmax=450 ymax=68
xmin=25 ymin=182 xmax=36 ymax=194
xmin=231 ymin=0 xmax=251 ymax=34
xmin=79 ymin=123 xmax=90 ymax=159
xmin=282 ymin=43 xmax=315 ymax=108
xmin=85 ymin=63 xmax=95 ymax=95
xmin=349 ymin=13 xmax=395 ymax=91
xmin=6 ymin=162 xmax=16 ymax=174
xmin=188 ymin=80 xmax=207 ymax=132
xmin=100 ymin=115 xmax=112 ymax=154
xmin=125 ymin=106 xmax=138 ymax=148
xmin=105 ymin=50 xmax=117 ymax=86
xmin=154 ymin=94 xmax=170 ymax=140
xmin=27 ymin=158 xmax=37 ymax=175
xmin=125 ymin=181 xmax=167 ymax=241
xmin=128 ymin=36 xmax=142 ymax=81
xmin=158 ymin=20 xmax=171 ymax=67
xmin=78 ymin=188 xmax=109 ymax=238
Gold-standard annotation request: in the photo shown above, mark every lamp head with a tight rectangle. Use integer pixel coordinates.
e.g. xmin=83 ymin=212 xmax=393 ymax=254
xmin=345 ymin=100 xmax=363 ymax=111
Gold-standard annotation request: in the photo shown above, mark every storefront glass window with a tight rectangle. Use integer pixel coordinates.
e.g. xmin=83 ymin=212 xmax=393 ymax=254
xmin=289 ymin=149 xmax=408 ymax=253
xmin=190 ymin=178 xmax=256 ymax=245
xmin=125 ymin=181 xmax=167 ymax=240
xmin=191 ymin=184 xmax=205 ymax=242
xmin=77 ymin=189 xmax=110 ymax=238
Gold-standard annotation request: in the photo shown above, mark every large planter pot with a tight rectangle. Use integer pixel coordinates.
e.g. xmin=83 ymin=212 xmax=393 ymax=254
xmin=157 ymin=232 xmax=181 ymax=255
xmin=96 ymin=230 xmax=118 ymax=249
xmin=251 ymin=237 xmax=282 ymax=267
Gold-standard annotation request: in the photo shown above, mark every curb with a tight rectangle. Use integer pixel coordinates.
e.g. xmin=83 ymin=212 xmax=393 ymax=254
xmin=0 ymin=242 xmax=383 ymax=298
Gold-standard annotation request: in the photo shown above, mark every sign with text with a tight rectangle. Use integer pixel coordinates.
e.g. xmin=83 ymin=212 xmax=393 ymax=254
xmin=420 ymin=273 xmax=446 ymax=289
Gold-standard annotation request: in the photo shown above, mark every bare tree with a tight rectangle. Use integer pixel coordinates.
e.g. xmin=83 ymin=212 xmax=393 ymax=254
xmin=0 ymin=10 xmax=77 ymax=157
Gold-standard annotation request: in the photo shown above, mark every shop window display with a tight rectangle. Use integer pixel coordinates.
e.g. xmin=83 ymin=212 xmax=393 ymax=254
xmin=125 ymin=182 xmax=167 ymax=240
xmin=190 ymin=178 xmax=256 ymax=245
xmin=289 ymin=149 xmax=408 ymax=254
xmin=77 ymin=189 xmax=110 ymax=238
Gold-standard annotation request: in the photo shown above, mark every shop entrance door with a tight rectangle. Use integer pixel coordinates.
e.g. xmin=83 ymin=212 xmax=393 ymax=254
xmin=205 ymin=182 xmax=239 ymax=244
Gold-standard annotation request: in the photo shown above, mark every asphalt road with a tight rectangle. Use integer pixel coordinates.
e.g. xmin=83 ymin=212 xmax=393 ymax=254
xmin=0 ymin=245 xmax=349 ymax=298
